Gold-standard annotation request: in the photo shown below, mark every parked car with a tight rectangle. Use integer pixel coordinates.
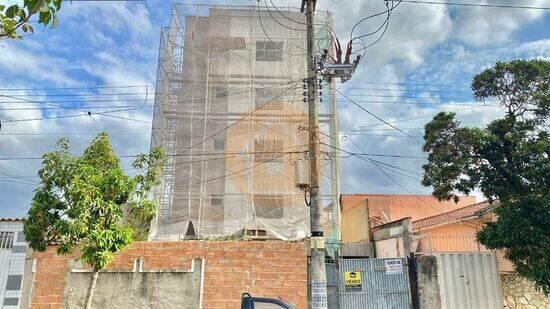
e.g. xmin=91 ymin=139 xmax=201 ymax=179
xmin=241 ymin=293 xmax=295 ymax=309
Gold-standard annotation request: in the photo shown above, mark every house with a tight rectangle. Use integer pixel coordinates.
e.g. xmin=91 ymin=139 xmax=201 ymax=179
xmin=340 ymin=194 xmax=476 ymax=243
xmin=411 ymin=201 xmax=550 ymax=309
xmin=412 ymin=200 xmax=497 ymax=255
xmin=0 ymin=218 xmax=27 ymax=309
xmin=411 ymin=200 xmax=515 ymax=272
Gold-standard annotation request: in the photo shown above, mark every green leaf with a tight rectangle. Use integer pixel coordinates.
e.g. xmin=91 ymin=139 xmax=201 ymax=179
xmin=38 ymin=10 xmax=51 ymax=25
xmin=53 ymin=0 xmax=62 ymax=11
xmin=422 ymin=59 xmax=550 ymax=293
xmin=5 ymin=5 xmax=20 ymax=18
xmin=24 ymin=132 xmax=164 ymax=272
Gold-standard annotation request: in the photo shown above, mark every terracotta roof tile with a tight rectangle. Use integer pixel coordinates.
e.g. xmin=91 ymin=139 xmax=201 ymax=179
xmin=0 ymin=218 xmax=25 ymax=222
xmin=412 ymin=201 xmax=492 ymax=230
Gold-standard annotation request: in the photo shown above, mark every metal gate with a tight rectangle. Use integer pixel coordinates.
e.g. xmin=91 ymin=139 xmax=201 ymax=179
xmin=436 ymin=253 xmax=503 ymax=309
xmin=338 ymin=258 xmax=411 ymax=309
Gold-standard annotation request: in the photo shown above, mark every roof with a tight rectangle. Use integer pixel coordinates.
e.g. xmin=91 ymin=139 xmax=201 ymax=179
xmin=340 ymin=194 xmax=477 ymax=222
xmin=412 ymin=201 xmax=492 ymax=230
xmin=342 ymin=193 xmax=441 ymax=197
xmin=0 ymin=218 xmax=25 ymax=222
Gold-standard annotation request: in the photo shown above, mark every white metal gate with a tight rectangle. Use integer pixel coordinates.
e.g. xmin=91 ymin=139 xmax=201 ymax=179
xmin=338 ymin=258 xmax=411 ymax=309
xmin=436 ymin=253 xmax=503 ymax=309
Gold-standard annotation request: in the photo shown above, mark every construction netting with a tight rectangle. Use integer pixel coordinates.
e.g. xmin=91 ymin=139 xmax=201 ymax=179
xmin=149 ymin=4 xmax=340 ymax=248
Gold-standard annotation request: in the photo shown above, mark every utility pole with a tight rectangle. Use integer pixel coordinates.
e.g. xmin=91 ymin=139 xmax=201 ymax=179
xmin=302 ymin=0 xmax=327 ymax=308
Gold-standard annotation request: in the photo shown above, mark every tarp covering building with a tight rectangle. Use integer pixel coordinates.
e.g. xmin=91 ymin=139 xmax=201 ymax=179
xmin=149 ymin=4 xmax=340 ymax=243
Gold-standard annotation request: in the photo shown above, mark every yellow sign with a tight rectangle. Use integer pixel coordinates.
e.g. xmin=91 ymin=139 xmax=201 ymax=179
xmin=344 ymin=271 xmax=362 ymax=286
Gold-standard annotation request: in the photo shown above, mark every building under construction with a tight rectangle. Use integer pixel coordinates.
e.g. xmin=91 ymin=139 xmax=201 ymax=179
xmin=149 ymin=4 xmax=340 ymax=243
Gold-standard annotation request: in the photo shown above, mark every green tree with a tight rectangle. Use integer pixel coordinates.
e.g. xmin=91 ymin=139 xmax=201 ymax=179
xmin=421 ymin=59 xmax=549 ymax=293
xmin=0 ymin=0 xmax=63 ymax=39
xmin=24 ymin=132 xmax=165 ymax=308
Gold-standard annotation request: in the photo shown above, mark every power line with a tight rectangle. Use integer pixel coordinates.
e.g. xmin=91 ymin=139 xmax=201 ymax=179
xmin=335 ymin=88 xmax=423 ymax=143
xmin=341 ymin=81 xmax=469 ymax=88
xmin=0 ymin=105 xmax=148 ymax=111
xmin=0 ymin=132 xmax=149 ymax=136
xmin=0 ymin=92 xmax=149 ymax=98
xmin=400 ymin=0 xmax=550 ymax=10
xmin=0 ymin=150 xmax=307 ymax=161
xmin=346 ymin=137 xmax=445 ymax=214
xmin=171 ymin=151 xmax=292 ymax=190
xmin=321 ymin=142 xmax=427 ymax=159
xmin=325 ymin=97 xmax=499 ymax=107
xmin=0 ymin=99 xmax=153 ymax=104
xmin=256 ymin=3 xmax=307 ymax=57
xmin=0 ymin=85 xmax=151 ymax=92
xmin=337 ymin=92 xmax=490 ymax=102
xmin=172 ymin=79 xmax=302 ymax=157
xmin=1 ymin=106 xmax=152 ymax=124
xmin=0 ymin=94 xmax=152 ymax=124
xmin=344 ymin=87 xmax=472 ymax=94
xmin=350 ymin=0 xmax=401 ymax=40
xmin=347 ymin=106 xmax=484 ymax=129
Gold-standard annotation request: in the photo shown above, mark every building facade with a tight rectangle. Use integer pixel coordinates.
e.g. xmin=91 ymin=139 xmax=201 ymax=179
xmin=340 ymin=194 xmax=476 ymax=243
xmin=0 ymin=219 xmax=26 ymax=309
xmin=150 ymin=5 xmax=340 ymax=241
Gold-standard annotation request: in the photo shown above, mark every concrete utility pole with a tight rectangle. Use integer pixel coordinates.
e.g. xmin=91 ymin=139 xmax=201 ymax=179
xmin=302 ymin=0 xmax=327 ymax=308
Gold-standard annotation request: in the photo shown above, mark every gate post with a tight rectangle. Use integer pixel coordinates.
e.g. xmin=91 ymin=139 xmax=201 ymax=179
xmin=408 ymin=253 xmax=420 ymax=309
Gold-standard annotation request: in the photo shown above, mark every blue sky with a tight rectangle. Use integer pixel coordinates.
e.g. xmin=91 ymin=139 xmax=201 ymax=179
xmin=0 ymin=0 xmax=548 ymax=217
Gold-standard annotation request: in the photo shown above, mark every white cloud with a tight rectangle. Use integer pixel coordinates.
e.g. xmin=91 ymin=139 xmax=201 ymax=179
xmin=0 ymin=1 xmax=548 ymax=216
xmin=451 ymin=1 xmax=546 ymax=46
xmin=0 ymin=43 xmax=78 ymax=87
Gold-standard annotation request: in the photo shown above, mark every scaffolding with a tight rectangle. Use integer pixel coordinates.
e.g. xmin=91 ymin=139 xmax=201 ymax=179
xmin=149 ymin=4 xmax=340 ymax=244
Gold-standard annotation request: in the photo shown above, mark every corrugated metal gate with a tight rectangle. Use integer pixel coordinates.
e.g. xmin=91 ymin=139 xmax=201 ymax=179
xmin=436 ymin=253 xmax=503 ymax=309
xmin=435 ymin=252 xmax=502 ymax=309
xmin=338 ymin=258 xmax=411 ymax=309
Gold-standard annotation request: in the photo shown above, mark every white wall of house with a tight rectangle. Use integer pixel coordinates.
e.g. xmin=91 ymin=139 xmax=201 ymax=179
xmin=0 ymin=220 xmax=27 ymax=309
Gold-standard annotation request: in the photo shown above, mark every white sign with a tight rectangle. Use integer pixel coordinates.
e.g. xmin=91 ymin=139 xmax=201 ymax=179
xmin=385 ymin=259 xmax=403 ymax=274
xmin=311 ymin=280 xmax=327 ymax=309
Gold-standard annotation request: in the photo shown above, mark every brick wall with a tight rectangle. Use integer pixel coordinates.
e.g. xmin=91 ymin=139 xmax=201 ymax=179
xmin=28 ymin=241 xmax=308 ymax=309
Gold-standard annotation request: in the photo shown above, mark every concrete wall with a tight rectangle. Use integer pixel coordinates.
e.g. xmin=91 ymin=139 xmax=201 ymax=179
xmin=415 ymin=255 xmax=441 ymax=309
xmin=25 ymin=241 xmax=307 ymax=309
xmin=371 ymin=218 xmax=412 ymax=258
xmin=64 ymin=261 xmax=202 ymax=308
xmin=501 ymin=274 xmax=550 ymax=309
xmin=341 ymin=201 xmax=369 ymax=243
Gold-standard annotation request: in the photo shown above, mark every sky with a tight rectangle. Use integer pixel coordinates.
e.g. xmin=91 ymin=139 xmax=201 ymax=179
xmin=0 ymin=0 xmax=548 ymax=217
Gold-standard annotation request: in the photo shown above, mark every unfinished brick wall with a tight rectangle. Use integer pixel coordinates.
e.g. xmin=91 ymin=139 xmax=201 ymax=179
xmin=28 ymin=241 xmax=308 ymax=309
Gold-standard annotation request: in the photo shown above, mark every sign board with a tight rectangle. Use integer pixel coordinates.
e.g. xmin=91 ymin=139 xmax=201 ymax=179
xmin=385 ymin=259 xmax=403 ymax=274
xmin=311 ymin=280 xmax=327 ymax=308
xmin=344 ymin=271 xmax=362 ymax=291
